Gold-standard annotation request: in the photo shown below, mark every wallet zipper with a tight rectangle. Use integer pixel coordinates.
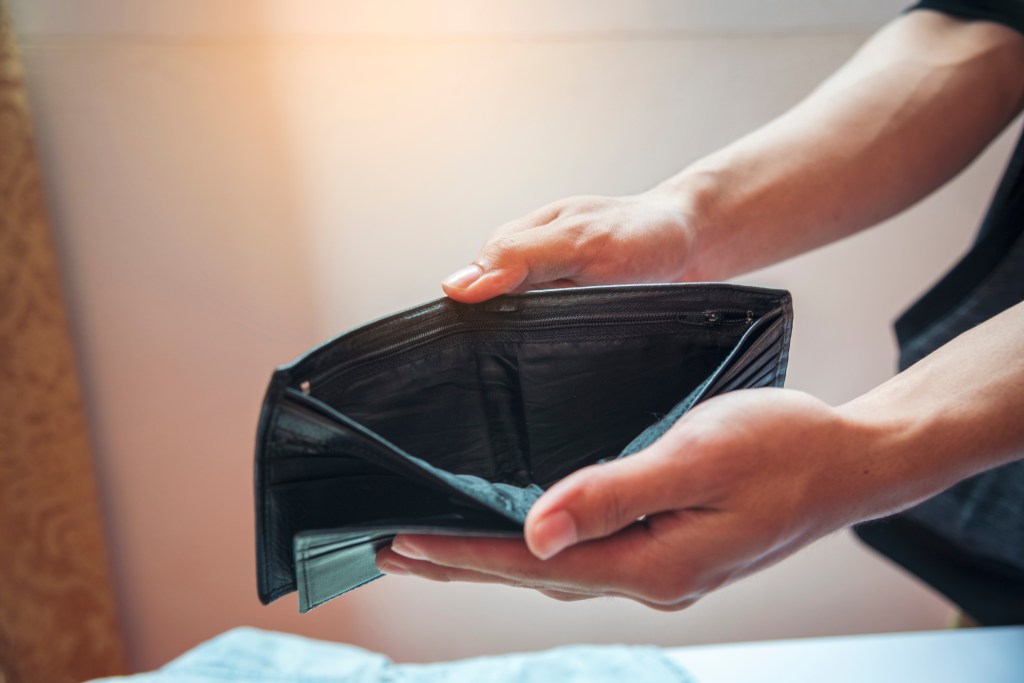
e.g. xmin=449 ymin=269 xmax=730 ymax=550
xmin=301 ymin=308 xmax=754 ymax=394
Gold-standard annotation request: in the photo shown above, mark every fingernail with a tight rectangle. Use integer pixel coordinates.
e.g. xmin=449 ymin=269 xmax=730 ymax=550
xmin=442 ymin=265 xmax=483 ymax=290
xmin=391 ymin=538 xmax=426 ymax=561
xmin=378 ymin=559 xmax=410 ymax=576
xmin=531 ymin=510 xmax=577 ymax=560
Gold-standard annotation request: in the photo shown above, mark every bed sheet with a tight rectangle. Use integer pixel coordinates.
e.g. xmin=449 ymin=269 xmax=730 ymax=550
xmin=87 ymin=627 xmax=693 ymax=683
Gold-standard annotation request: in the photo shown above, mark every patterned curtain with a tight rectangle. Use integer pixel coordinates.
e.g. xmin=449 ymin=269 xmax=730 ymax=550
xmin=0 ymin=2 xmax=126 ymax=681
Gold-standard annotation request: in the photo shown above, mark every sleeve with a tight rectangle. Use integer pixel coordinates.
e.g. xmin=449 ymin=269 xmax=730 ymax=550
xmin=907 ymin=1 xmax=1024 ymax=35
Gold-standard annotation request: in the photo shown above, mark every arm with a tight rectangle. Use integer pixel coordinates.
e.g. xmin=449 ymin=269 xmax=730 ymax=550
xmin=441 ymin=10 xmax=1024 ymax=302
xmin=378 ymin=300 xmax=1024 ymax=607
xmin=384 ymin=9 xmax=1024 ymax=605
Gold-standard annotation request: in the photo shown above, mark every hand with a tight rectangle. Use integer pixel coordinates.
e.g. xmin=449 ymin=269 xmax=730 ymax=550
xmin=440 ymin=190 xmax=699 ymax=304
xmin=375 ymin=388 xmax=886 ymax=609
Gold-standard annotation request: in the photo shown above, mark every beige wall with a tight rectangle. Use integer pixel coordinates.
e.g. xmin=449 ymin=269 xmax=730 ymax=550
xmin=10 ymin=0 xmax=1021 ymax=672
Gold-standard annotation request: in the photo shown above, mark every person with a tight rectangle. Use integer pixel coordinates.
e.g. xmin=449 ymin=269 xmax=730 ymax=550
xmin=375 ymin=2 xmax=1024 ymax=624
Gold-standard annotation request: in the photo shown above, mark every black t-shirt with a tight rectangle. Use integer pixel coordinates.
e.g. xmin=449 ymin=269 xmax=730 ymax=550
xmin=854 ymin=1 xmax=1024 ymax=626
xmin=909 ymin=0 xmax=1024 ymax=34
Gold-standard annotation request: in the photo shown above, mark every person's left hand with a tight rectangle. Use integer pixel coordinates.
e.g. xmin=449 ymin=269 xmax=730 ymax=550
xmin=374 ymin=388 xmax=896 ymax=609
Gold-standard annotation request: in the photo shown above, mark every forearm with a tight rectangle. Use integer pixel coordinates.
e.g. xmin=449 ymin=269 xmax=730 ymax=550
xmin=836 ymin=300 xmax=1024 ymax=523
xmin=661 ymin=10 xmax=1024 ymax=281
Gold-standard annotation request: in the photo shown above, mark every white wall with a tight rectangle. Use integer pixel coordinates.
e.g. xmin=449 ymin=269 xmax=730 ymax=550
xmin=10 ymin=0 xmax=1021 ymax=672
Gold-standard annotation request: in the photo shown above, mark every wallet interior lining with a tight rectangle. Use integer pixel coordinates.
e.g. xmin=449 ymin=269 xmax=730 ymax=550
xmin=310 ymin=324 xmax=749 ymax=489
xmin=264 ymin=400 xmax=489 ymax=546
xmin=269 ymin=474 xmax=459 ymax=527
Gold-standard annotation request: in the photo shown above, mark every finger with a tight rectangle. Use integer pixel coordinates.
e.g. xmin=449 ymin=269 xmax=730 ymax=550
xmin=637 ymin=596 xmax=700 ymax=613
xmin=524 ymin=440 xmax=708 ymax=560
xmin=383 ymin=559 xmax=613 ymax=603
xmin=441 ymin=221 xmax=605 ymax=303
xmin=390 ymin=523 xmax=718 ymax=608
xmin=439 ymin=201 xmax=565 ymax=303
xmin=376 ymin=547 xmax=516 ymax=584
xmin=488 ymin=201 xmax=565 ymax=240
xmin=379 ymin=545 xmax=604 ymax=596
xmin=389 ymin=528 xmax=659 ymax=598
xmin=538 ymin=589 xmax=597 ymax=602
xmin=510 ymin=278 xmax=578 ymax=293
xmin=383 ymin=562 xmax=601 ymax=600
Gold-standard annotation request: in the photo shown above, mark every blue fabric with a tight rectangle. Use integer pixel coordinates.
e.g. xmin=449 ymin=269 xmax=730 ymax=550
xmin=88 ymin=627 xmax=695 ymax=683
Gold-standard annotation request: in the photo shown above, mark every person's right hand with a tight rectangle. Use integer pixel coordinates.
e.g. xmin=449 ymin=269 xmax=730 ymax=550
xmin=441 ymin=190 xmax=699 ymax=303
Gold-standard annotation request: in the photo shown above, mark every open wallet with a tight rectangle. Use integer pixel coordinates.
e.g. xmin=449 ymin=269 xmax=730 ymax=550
xmin=255 ymin=283 xmax=794 ymax=611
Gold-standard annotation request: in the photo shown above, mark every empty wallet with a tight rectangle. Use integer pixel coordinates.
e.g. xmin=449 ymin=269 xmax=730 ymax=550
xmin=255 ymin=283 xmax=794 ymax=611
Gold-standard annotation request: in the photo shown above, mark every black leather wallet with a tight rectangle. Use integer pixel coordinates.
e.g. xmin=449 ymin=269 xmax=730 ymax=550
xmin=255 ymin=283 xmax=793 ymax=611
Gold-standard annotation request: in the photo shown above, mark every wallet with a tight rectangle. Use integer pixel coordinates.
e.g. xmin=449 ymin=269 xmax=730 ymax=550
xmin=255 ymin=283 xmax=793 ymax=611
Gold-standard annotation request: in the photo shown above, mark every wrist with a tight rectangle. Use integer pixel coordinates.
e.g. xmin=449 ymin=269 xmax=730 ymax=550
xmin=647 ymin=165 xmax=727 ymax=281
xmin=834 ymin=304 xmax=1024 ymax=525
xmin=834 ymin=390 xmax=969 ymax=524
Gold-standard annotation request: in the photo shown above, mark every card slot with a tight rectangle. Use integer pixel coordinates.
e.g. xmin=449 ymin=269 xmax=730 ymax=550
xmin=267 ymin=472 xmax=405 ymax=489
xmin=699 ymin=314 xmax=784 ymax=397
xmin=704 ymin=333 xmax=782 ymax=398
xmin=297 ymin=514 xmax=521 ymax=558
xmin=278 ymin=388 xmax=545 ymax=530
xmin=745 ymin=365 xmax=780 ymax=390
xmin=298 ymin=532 xmax=395 ymax=558
xmin=266 ymin=475 xmax=471 ymax=557
xmin=324 ymin=344 xmax=501 ymax=480
xmin=268 ymin=455 xmax=395 ymax=485
xmin=268 ymin=473 xmax=422 ymax=491
xmin=709 ymin=363 xmax=779 ymax=399
xmin=278 ymin=389 xmax=471 ymax=488
xmin=704 ymin=317 xmax=784 ymax=393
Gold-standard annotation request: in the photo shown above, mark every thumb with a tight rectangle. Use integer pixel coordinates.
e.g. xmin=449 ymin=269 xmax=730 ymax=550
xmin=441 ymin=226 xmax=583 ymax=303
xmin=523 ymin=445 xmax=692 ymax=560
